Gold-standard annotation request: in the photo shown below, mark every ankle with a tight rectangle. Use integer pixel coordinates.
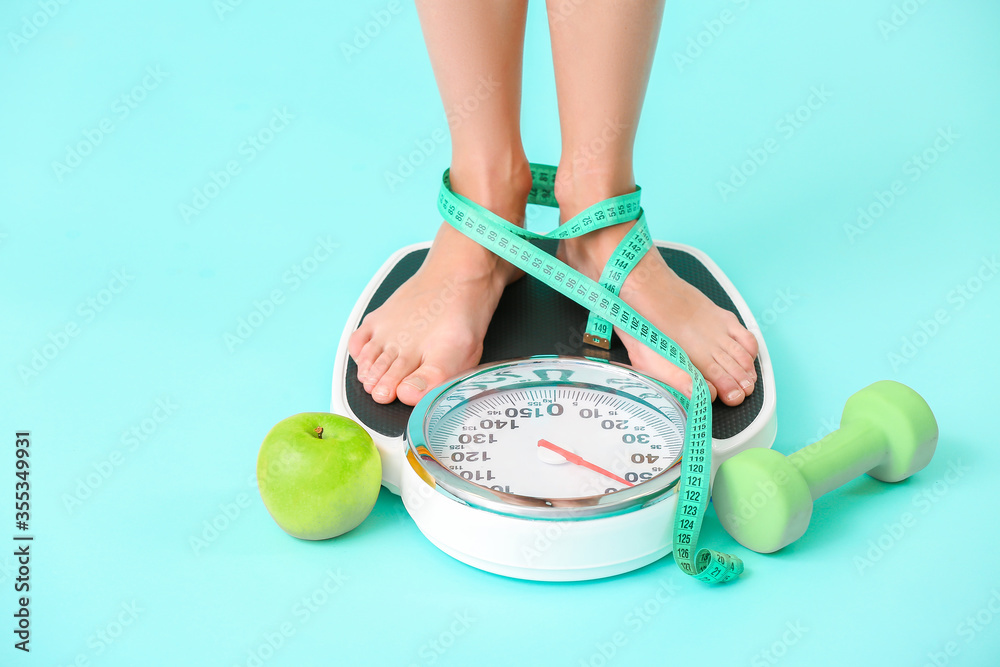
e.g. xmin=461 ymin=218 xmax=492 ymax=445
xmin=553 ymin=163 xmax=642 ymax=270
xmin=427 ymin=221 xmax=514 ymax=286
xmin=553 ymin=162 xmax=636 ymax=221
xmin=449 ymin=154 xmax=533 ymax=225
xmin=559 ymin=220 xmax=638 ymax=278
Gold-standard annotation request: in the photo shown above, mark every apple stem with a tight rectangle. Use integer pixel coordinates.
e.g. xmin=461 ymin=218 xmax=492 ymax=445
xmin=314 ymin=427 xmax=323 ymax=438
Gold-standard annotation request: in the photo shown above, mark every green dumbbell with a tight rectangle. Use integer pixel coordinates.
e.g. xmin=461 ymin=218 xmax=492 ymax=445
xmin=712 ymin=380 xmax=938 ymax=553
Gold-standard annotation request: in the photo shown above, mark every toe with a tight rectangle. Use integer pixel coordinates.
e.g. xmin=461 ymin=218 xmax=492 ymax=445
xmin=724 ymin=336 xmax=757 ymax=381
xmin=703 ymin=358 xmax=745 ymax=406
xmin=716 ymin=383 xmax=745 ymax=406
xmin=397 ymin=362 xmax=451 ymax=406
xmin=348 ymin=324 xmax=371 ymax=361
xmin=714 ymin=350 xmax=754 ymax=397
xmin=363 ymin=347 xmax=399 ymax=392
xmin=730 ymin=324 xmax=759 ymax=363
xmin=704 ymin=379 xmax=718 ymax=403
xmin=355 ymin=340 xmax=381 ymax=383
xmin=371 ymin=356 xmax=417 ymax=404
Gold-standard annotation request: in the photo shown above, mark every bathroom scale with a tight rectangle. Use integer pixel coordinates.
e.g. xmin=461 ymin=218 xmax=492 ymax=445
xmin=330 ymin=239 xmax=776 ymax=580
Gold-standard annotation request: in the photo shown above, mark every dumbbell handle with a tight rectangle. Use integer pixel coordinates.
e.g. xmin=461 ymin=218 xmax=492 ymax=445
xmin=789 ymin=420 xmax=887 ymax=500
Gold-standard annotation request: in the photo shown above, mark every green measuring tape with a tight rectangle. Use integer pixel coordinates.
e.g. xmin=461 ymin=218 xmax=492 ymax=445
xmin=437 ymin=163 xmax=743 ymax=584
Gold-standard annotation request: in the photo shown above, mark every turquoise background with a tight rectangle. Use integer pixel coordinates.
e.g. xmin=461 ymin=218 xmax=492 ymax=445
xmin=2 ymin=0 xmax=999 ymax=665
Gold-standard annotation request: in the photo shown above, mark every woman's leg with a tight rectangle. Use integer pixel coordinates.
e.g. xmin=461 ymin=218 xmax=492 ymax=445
xmin=546 ymin=0 xmax=758 ymax=405
xmin=349 ymin=1 xmax=533 ymax=405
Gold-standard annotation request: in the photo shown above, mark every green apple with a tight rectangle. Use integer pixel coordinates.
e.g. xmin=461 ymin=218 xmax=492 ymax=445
xmin=257 ymin=412 xmax=381 ymax=540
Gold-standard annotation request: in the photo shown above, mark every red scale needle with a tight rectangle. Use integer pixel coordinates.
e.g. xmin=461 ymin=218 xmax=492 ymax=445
xmin=537 ymin=439 xmax=634 ymax=488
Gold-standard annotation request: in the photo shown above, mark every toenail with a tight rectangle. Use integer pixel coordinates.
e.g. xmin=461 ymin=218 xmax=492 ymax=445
xmin=373 ymin=386 xmax=389 ymax=398
xmin=740 ymin=378 xmax=752 ymax=390
xmin=727 ymin=390 xmax=743 ymax=403
xmin=403 ymin=376 xmax=427 ymax=391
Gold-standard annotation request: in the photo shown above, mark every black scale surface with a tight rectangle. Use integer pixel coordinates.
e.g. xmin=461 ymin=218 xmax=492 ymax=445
xmin=346 ymin=240 xmax=763 ymax=440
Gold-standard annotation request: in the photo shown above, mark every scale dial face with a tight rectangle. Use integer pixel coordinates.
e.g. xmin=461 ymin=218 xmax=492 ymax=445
xmin=406 ymin=357 xmax=687 ymax=519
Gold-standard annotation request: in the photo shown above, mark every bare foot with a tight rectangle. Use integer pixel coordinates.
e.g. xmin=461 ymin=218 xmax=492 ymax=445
xmin=558 ymin=214 xmax=759 ymax=407
xmin=348 ymin=165 xmax=532 ymax=406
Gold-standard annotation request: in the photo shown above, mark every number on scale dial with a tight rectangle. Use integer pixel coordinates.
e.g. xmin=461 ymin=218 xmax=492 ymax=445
xmin=427 ymin=386 xmax=683 ymax=499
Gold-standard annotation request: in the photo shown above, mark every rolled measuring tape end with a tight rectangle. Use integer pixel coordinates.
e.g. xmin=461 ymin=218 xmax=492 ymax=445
xmin=692 ymin=549 xmax=745 ymax=582
xmin=437 ymin=164 xmax=743 ymax=584
xmin=663 ymin=366 xmax=743 ymax=584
